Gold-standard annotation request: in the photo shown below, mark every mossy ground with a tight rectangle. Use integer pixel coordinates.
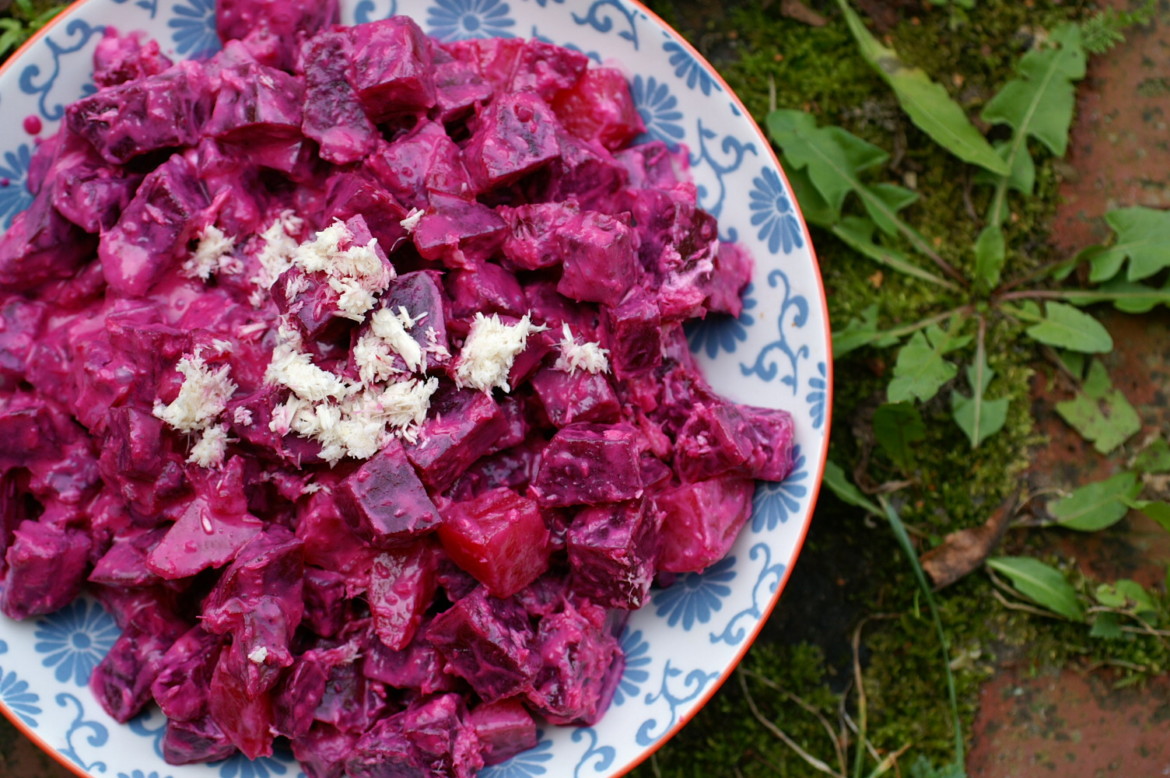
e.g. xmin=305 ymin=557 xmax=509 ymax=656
xmin=631 ymin=1 xmax=1170 ymax=776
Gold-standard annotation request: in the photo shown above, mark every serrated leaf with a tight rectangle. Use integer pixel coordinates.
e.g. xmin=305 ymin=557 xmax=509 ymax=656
xmin=784 ymin=165 xmax=837 ymax=228
xmin=887 ymin=322 xmax=972 ymax=404
xmin=874 ymin=402 xmax=927 ymax=469
xmin=832 ymin=303 xmax=901 ymax=357
xmin=838 ymin=0 xmax=1009 ymax=176
xmin=974 ymin=224 xmax=1006 ymax=290
xmin=1054 ymin=359 xmax=1140 ymax=454
xmin=987 ymin=556 xmax=1085 ymax=621
xmin=831 ymin=217 xmax=954 ymax=288
xmin=766 ymin=109 xmax=919 ymax=238
xmin=982 ymin=24 xmax=1086 ymax=158
xmin=1090 ymin=611 xmax=1124 ymax=639
xmin=1049 ymin=471 xmax=1140 ymax=531
xmin=1025 ymin=302 xmax=1113 ymax=352
xmin=822 ymin=459 xmax=882 ymax=515
xmin=1088 ymin=207 xmax=1170 ymax=283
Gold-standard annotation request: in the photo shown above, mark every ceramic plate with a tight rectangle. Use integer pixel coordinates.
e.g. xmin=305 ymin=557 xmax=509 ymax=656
xmin=0 ymin=1 xmax=831 ymax=776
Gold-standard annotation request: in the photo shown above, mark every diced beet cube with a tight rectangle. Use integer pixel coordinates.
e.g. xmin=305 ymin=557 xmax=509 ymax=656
xmin=92 ymin=621 xmax=183 ymax=723
xmin=442 ymin=37 xmax=524 ymax=92
xmin=207 ymin=63 xmax=304 ymax=141
xmin=208 ymin=646 xmax=276 ymax=760
xmin=413 ymin=194 xmax=506 ymax=269
xmin=337 ymin=438 xmax=442 ymax=547
xmin=463 ymin=93 xmax=562 ymax=191
xmin=217 ymin=0 xmax=338 ymax=69
xmin=555 ymin=210 xmax=640 ymax=307
xmin=362 ymin=626 xmax=457 ymax=694
xmin=93 ymin=29 xmax=172 ymax=88
xmin=531 ymin=367 xmax=621 ymax=427
xmin=0 ymin=298 xmax=45 ymax=379
xmin=567 ymin=499 xmax=662 ymax=609
xmin=146 ymin=498 xmax=264 ymax=580
xmin=271 ymin=268 xmax=348 ymax=342
xmin=65 ymin=61 xmax=211 ymax=164
xmin=381 ymin=270 xmax=451 ymax=368
xmin=1 ymin=521 xmax=90 ymax=620
xmin=303 ymin=567 xmax=350 ymax=638
xmin=346 ymin=16 xmax=436 ymax=121
xmin=151 ymin=626 xmax=221 ymax=722
xmin=676 ymin=400 xmax=796 ymax=482
xmin=604 ymin=290 xmax=663 ymax=378
xmin=509 ymin=40 xmax=588 ymax=99
xmin=498 ymin=201 xmax=579 ymax=271
xmin=88 ymin=526 xmax=166 ymax=588
xmin=426 ymin=587 xmax=537 ymax=702
xmin=525 ymin=599 xmax=622 ymax=725
xmin=368 ymin=542 xmax=439 ymax=650
xmin=434 ymin=56 xmax=493 ymax=121
xmin=325 ymin=170 xmax=410 ymax=255
xmin=656 ymin=474 xmax=756 ymax=573
xmin=405 ymin=387 xmax=508 ymax=492
xmin=316 ymin=652 xmax=389 ymax=733
xmin=100 ymin=152 xmax=210 ymax=297
xmin=99 ymin=405 xmax=164 ymax=480
xmin=536 ymin=133 xmax=628 ymax=209
xmin=296 ymin=490 xmax=380 ymax=585
xmin=469 ymin=698 xmax=538 ymax=766
xmin=400 ymin=694 xmax=484 ymax=778
xmin=551 ymin=67 xmax=645 ymax=151
xmin=367 ymin=122 xmax=473 ymax=210
xmin=445 ymin=438 xmax=543 ymax=502
xmin=0 ymin=187 xmax=95 ymax=293
xmin=530 ymin=423 xmax=644 ymax=507
xmin=49 ymin=130 xmax=140 ymax=234
xmin=272 ymin=644 xmax=354 ymax=739
xmin=705 ymin=241 xmax=753 ymax=316
xmin=345 ymin=717 xmax=421 ymax=777
xmin=437 ymin=487 xmax=551 ymax=599
xmin=293 ymin=723 xmax=358 ymax=778
xmin=446 ymin=261 xmax=526 ymax=320
xmin=202 ymin=526 xmax=305 ymax=634
xmin=162 ymin=715 xmax=237 ymax=765
xmin=300 ymin=31 xmax=378 ymax=165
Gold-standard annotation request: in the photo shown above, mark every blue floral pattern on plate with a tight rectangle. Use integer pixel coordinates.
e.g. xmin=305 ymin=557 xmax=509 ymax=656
xmin=426 ymin=0 xmax=516 ymax=41
xmin=0 ymin=668 xmax=41 ymax=727
xmin=0 ymin=143 xmax=32 ymax=229
xmin=34 ymin=599 xmax=119 ymax=686
xmin=0 ymin=1 xmax=830 ymax=777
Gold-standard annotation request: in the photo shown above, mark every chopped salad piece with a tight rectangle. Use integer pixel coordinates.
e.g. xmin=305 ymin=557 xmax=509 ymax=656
xmin=0 ymin=3 xmax=797 ymax=776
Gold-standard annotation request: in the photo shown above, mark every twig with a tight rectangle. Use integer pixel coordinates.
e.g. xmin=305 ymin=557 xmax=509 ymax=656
xmin=741 ymin=668 xmax=849 ymax=776
xmin=989 ymin=583 xmax=1067 ymax=620
xmin=737 ymin=668 xmax=844 ymax=777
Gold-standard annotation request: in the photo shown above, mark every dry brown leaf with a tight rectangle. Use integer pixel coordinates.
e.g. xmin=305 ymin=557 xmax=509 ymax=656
xmin=920 ymin=490 xmax=1020 ymax=589
xmin=779 ymin=0 xmax=827 ymax=27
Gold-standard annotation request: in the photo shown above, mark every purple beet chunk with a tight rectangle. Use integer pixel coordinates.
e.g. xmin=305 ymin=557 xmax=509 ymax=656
xmin=202 ymin=526 xmax=305 ymax=633
xmin=530 ymin=423 xmax=644 ymax=507
xmin=93 ymin=29 xmax=172 ymax=88
xmin=404 ymin=387 xmax=508 ymax=493
xmin=381 ymin=270 xmax=450 ymax=367
xmin=302 ymin=567 xmax=350 ymax=638
xmin=530 ymin=367 xmax=621 ymax=427
xmin=100 ymin=152 xmax=209 ymax=297
xmin=369 ymin=542 xmax=439 ymax=650
xmin=705 ymin=241 xmax=753 ymax=316
xmin=498 ymin=201 xmax=579 ymax=271
xmin=0 ymin=186 xmax=95 ymax=292
xmin=0 ymin=298 xmax=45 ymax=378
xmin=162 ymin=715 xmax=237 ymax=765
xmin=344 ymin=717 xmax=421 ymax=777
xmin=300 ymin=31 xmax=378 ymax=166
xmin=50 ymin=130 xmax=139 ymax=234
xmin=91 ymin=622 xmax=180 ymax=723
xmin=271 ymin=268 xmax=348 ymax=342
xmin=603 ymin=289 xmax=663 ymax=379
xmin=217 ymin=0 xmax=339 ymax=69
xmin=146 ymin=498 xmax=264 ymax=580
xmin=463 ymin=93 xmax=562 ymax=191
xmin=207 ymin=62 xmax=304 ymax=141
xmin=361 ymin=625 xmax=456 ymax=693
xmin=400 ymin=694 xmax=484 ymax=778
xmin=469 ymin=699 xmax=537 ymax=766
xmin=100 ymin=405 xmax=165 ymax=480
xmin=676 ymin=400 xmax=796 ymax=483
xmin=656 ymin=474 xmax=756 ymax=573
xmin=446 ymin=261 xmax=525 ymax=320
xmin=65 ymin=61 xmax=211 ymax=164
xmin=555 ymin=210 xmax=641 ymax=307
xmin=433 ymin=56 xmax=493 ymax=122
xmin=337 ymin=438 xmax=442 ymax=548
xmin=525 ymin=600 xmax=621 ymax=725
xmin=413 ymin=194 xmax=507 ymax=269
xmin=208 ymin=645 xmax=276 ymax=760
xmin=293 ymin=724 xmax=358 ymax=778
xmin=151 ymin=626 xmax=222 ymax=722
xmin=445 ymin=438 xmax=543 ymax=502
xmin=1 ymin=521 xmax=90 ymax=620
xmin=536 ymin=133 xmax=627 ymax=209
xmin=426 ymin=586 xmax=538 ymax=702
xmin=567 ymin=499 xmax=663 ymax=610
xmin=88 ymin=526 xmax=167 ymax=588
xmin=346 ymin=16 xmax=436 ymax=121
xmin=324 ymin=170 xmax=409 ymax=255
xmin=367 ymin=121 xmax=472 ymax=210
xmin=273 ymin=645 xmax=352 ymax=739
xmin=508 ymin=39 xmax=588 ymax=100
xmin=315 ymin=649 xmax=390 ymax=733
